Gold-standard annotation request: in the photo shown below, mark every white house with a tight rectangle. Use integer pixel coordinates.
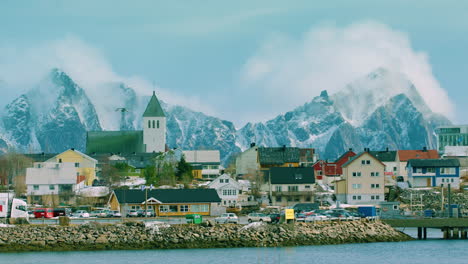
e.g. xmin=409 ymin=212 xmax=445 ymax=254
xmin=183 ymin=150 xmax=221 ymax=179
xmin=208 ymin=174 xmax=242 ymax=207
xmin=26 ymin=162 xmax=86 ymax=205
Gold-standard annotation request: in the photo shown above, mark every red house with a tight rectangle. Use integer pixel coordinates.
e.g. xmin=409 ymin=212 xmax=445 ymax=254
xmin=313 ymin=149 xmax=356 ymax=184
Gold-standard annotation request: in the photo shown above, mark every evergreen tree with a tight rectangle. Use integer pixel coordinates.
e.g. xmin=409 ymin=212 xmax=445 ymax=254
xmin=176 ymin=156 xmax=193 ymax=182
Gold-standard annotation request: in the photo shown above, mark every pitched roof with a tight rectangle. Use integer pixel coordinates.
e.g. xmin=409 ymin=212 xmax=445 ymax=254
xmin=342 ymin=152 xmax=385 ymax=168
xmin=334 ymin=150 xmax=356 ymax=163
xmin=113 ymin=188 xmax=221 ymax=204
xmin=47 ymin=149 xmax=98 ymax=163
xmin=398 ymin=149 xmax=439 ymax=162
xmin=258 ymin=147 xmax=300 ymax=165
xmin=267 ymin=167 xmax=315 ymax=184
xmin=143 ymin=92 xmax=165 ymax=117
xmin=86 ymin=131 xmax=145 ymax=154
xmin=369 ymin=150 xmax=397 ymax=162
xmin=407 ymin=159 xmax=460 ymax=168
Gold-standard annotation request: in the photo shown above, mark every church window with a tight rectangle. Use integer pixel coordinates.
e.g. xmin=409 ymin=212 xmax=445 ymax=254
xmin=152 ymin=120 xmax=155 ymax=128
xmin=148 ymin=120 xmax=151 ymax=128
xmin=157 ymin=120 xmax=160 ymax=128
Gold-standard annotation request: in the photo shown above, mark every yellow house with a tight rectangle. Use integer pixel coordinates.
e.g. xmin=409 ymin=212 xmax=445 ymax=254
xmin=337 ymin=151 xmax=386 ymax=205
xmin=47 ymin=148 xmax=98 ymax=186
xmin=108 ymin=188 xmax=222 ymax=217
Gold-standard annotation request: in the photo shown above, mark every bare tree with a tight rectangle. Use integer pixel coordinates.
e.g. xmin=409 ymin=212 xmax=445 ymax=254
xmin=245 ymin=169 xmax=265 ymax=199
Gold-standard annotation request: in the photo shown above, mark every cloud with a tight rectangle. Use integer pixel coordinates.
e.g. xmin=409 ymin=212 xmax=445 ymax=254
xmin=241 ymin=21 xmax=454 ymax=120
xmin=0 ymin=36 xmax=215 ymax=119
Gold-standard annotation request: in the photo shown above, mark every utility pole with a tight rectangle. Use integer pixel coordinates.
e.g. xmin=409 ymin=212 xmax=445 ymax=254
xmin=448 ymin=184 xmax=452 ymax=218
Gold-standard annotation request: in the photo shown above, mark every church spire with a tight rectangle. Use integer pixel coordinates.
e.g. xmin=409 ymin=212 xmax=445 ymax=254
xmin=143 ymin=92 xmax=165 ymax=117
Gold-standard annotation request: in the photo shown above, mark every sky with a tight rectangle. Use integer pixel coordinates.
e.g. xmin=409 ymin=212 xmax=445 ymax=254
xmin=0 ymin=0 xmax=467 ymax=127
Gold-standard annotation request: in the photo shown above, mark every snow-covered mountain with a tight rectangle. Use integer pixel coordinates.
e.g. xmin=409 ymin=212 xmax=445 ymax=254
xmin=0 ymin=68 xmax=452 ymax=164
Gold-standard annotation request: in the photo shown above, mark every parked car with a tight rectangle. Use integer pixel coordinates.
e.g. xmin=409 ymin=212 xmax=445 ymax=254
xmin=108 ymin=210 xmax=122 ymax=218
xmin=72 ymin=210 xmax=90 ymax=218
xmin=268 ymin=213 xmax=281 ymax=224
xmin=247 ymin=213 xmax=271 ymax=223
xmin=33 ymin=208 xmax=54 ymax=218
xmin=137 ymin=209 xmax=155 ymax=217
xmin=214 ymin=213 xmax=239 ymax=224
xmin=28 ymin=210 xmax=35 ymax=219
xmin=295 ymin=213 xmax=307 ymax=222
xmin=90 ymin=209 xmax=110 ymax=218
xmin=304 ymin=214 xmax=328 ymax=222
xmin=126 ymin=210 xmax=139 ymax=217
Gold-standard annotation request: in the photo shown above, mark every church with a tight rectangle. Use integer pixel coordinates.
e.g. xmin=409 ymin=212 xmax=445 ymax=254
xmin=86 ymin=92 xmax=167 ymax=155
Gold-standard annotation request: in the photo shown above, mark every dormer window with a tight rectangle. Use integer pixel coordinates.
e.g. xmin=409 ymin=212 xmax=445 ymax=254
xmin=295 ymin=174 xmax=303 ymax=180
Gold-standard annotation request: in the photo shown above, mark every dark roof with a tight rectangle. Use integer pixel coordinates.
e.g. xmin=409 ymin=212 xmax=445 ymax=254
xmin=86 ymin=131 xmax=145 ymax=154
xmin=258 ymin=147 xmax=300 ymax=165
xmin=143 ymin=92 xmax=165 ymax=117
xmin=113 ymin=188 xmax=221 ymax=204
xmin=267 ymin=167 xmax=315 ymax=184
xmin=369 ymin=150 xmax=397 ymax=162
xmin=407 ymin=159 xmax=460 ymax=168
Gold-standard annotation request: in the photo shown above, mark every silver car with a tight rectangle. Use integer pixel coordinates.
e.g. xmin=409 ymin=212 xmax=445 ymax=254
xmin=215 ymin=213 xmax=239 ymax=224
xmin=247 ymin=213 xmax=271 ymax=223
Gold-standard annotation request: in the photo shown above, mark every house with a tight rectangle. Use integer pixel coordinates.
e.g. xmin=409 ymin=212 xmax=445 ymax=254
xmin=397 ymin=148 xmax=439 ymax=182
xmin=262 ymin=167 xmax=315 ymax=207
xmin=236 ymin=144 xmax=314 ymax=176
xmin=46 ymin=149 xmax=98 ymax=186
xmin=369 ymin=149 xmax=398 ymax=176
xmin=435 ymin=125 xmax=468 ymax=153
xmin=442 ymin=146 xmax=468 ymax=184
xmin=406 ymin=159 xmax=460 ymax=188
xmin=108 ymin=188 xmax=222 ymax=216
xmin=86 ymin=92 xmax=167 ymax=154
xmin=183 ymin=150 xmax=221 ymax=180
xmin=26 ymin=162 xmax=86 ymax=205
xmin=313 ymin=149 xmax=356 ymax=185
xmin=208 ymin=174 xmax=255 ymax=207
xmin=336 ymin=151 xmax=385 ymax=205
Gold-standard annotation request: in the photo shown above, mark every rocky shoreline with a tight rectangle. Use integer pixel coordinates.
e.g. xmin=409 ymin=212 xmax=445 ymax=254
xmin=0 ymin=220 xmax=412 ymax=252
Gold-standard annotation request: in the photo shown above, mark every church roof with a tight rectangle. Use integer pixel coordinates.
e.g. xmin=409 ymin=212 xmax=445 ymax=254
xmin=143 ymin=91 xmax=165 ymax=117
xmin=86 ymin=131 xmax=145 ymax=154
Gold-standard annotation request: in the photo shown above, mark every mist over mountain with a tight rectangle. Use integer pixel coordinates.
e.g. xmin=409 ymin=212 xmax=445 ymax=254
xmin=0 ymin=68 xmax=451 ymax=164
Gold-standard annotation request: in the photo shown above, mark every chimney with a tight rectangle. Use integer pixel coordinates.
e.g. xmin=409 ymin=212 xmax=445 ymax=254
xmin=250 ymin=142 xmax=256 ymax=148
xmin=422 ymin=147 xmax=427 ymax=152
xmin=282 ymin=145 xmax=286 ymax=151
xmin=71 ymin=148 xmax=75 ymax=151
xmin=349 ymin=148 xmax=353 ymax=152
xmin=386 ymin=147 xmax=389 ymax=152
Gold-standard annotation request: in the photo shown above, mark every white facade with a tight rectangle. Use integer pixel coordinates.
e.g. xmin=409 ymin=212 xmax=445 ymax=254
xmin=143 ymin=116 xmax=166 ymax=153
xmin=26 ymin=162 xmax=85 ymax=196
xmin=208 ymin=174 xmax=242 ymax=206
xmin=183 ymin=150 xmax=221 ymax=179
xmin=235 ymin=145 xmax=259 ymax=176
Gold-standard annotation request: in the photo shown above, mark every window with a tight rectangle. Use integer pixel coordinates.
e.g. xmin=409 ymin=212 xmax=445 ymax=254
xmin=276 ymin=196 xmax=282 ymax=202
xmin=295 ymin=174 xmax=303 ymax=180
xmin=371 ymin=172 xmax=375 ymax=176
xmin=393 ymin=205 xmax=399 ymax=210
xmin=74 ymin=162 xmax=80 ymax=168
xmin=180 ymin=205 xmax=189 ymax=212
xmin=361 ymin=160 xmax=365 ymax=165
xmin=159 ymin=205 xmax=169 ymax=212
xmin=352 ymin=184 xmax=361 ymax=189
xmin=366 ymin=160 xmax=370 ymax=165
xmin=371 ymin=184 xmax=380 ymax=189
xmin=358 ymin=196 xmax=362 ymax=200
xmin=376 ymin=195 xmax=380 ymax=200
xmin=59 ymin=158 xmax=62 ymax=163
xmin=371 ymin=196 xmax=375 ymax=200
xmin=287 ymin=197 xmax=292 ymax=202
xmin=305 ymin=185 xmax=310 ymax=189
xmin=305 ymin=196 xmax=311 ymax=202
xmin=393 ymin=167 xmax=397 ymax=172
xmin=33 ymin=185 xmax=39 ymax=191
xmin=169 ymin=205 xmax=178 ymax=212
xmin=190 ymin=204 xmax=209 ymax=212
xmin=352 ymin=195 xmax=357 ymax=200
xmin=152 ymin=120 xmax=155 ymax=128
xmin=375 ymin=172 xmax=379 ymax=176
xmin=427 ymin=168 xmax=435 ymax=173
xmin=294 ymin=197 xmax=300 ymax=202
xmin=352 ymin=172 xmax=361 ymax=177
xmin=441 ymin=168 xmax=455 ymax=175
xmin=416 ymin=168 xmax=422 ymax=173
xmin=148 ymin=120 xmax=151 ymax=128
xmin=220 ymin=179 xmax=224 ymax=183
xmin=225 ymin=179 xmax=229 ymax=183
xmin=49 ymin=185 xmax=55 ymax=190
xmin=275 ymin=186 xmax=282 ymax=192
xmin=442 ymin=179 xmax=445 ymax=183
xmin=451 ymin=178 xmax=454 ymax=183
xmin=157 ymin=120 xmax=160 ymax=129
xmin=288 ymin=186 xmax=298 ymax=192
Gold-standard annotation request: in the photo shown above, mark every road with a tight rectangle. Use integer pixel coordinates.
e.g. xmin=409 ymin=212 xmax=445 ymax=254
xmin=30 ymin=216 xmax=253 ymax=225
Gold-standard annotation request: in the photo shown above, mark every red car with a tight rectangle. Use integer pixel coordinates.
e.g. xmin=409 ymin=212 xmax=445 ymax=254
xmin=33 ymin=208 xmax=54 ymax=218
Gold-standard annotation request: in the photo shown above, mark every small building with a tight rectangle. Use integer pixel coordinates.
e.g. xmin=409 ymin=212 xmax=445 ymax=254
xmin=336 ymin=151 xmax=385 ymax=205
xmin=406 ymin=159 xmax=460 ymax=188
xmin=312 ymin=149 xmax=356 ymax=185
xmin=26 ymin=162 xmax=86 ymax=205
xmin=369 ymin=149 xmax=398 ymax=176
xmin=208 ymin=174 xmax=242 ymax=207
xmin=262 ymin=167 xmax=315 ymax=207
xmin=397 ymin=148 xmax=439 ymax=182
xmin=108 ymin=188 xmax=222 ymax=216
xmin=435 ymin=125 xmax=468 ymax=153
xmin=183 ymin=150 xmax=221 ymax=180
xmin=46 ymin=148 xmax=98 ymax=186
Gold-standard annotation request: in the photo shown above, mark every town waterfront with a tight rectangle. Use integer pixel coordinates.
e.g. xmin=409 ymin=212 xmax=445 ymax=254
xmin=2 ymin=229 xmax=467 ymax=264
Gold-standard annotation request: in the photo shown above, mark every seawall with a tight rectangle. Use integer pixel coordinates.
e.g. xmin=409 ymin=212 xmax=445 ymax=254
xmin=0 ymin=220 xmax=412 ymax=252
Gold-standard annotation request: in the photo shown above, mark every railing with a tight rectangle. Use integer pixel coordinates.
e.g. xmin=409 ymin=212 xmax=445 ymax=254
xmin=272 ymin=191 xmax=312 ymax=196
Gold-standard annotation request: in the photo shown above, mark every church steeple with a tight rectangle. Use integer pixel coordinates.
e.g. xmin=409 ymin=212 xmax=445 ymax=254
xmin=143 ymin=91 xmax=165 ymax=117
